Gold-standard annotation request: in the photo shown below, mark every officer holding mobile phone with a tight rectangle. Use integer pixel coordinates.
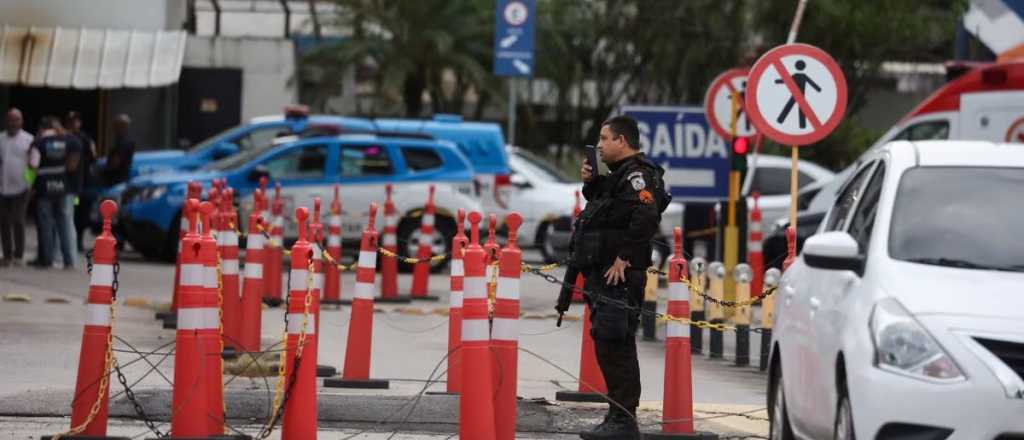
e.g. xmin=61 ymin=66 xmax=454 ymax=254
xmin=568 ymin=116 xmax=670 ymax=439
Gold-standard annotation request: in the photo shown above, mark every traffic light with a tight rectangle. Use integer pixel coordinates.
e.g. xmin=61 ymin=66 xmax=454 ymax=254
xmin=731 ymin=136 xmax=749 ymax=175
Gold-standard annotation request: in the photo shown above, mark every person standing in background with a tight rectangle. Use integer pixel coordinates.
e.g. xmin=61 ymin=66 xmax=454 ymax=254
xmin=65 ymin=111 xmax=96 ymax=252
xmin=0 ymin=108 xmax=34 ymax=266
xmin=30 ymin=117 xmax=81 ymax=269
xmin=102 ymin=114 xmax=134 ymax=186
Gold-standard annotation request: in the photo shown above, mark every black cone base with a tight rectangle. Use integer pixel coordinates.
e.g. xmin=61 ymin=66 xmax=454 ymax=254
xmin=155 ymin=311 xmax=173 ymax=321
xmin=42 ymin=436 xmax=131 ymax=440
xmin=322 ymin=377 xmax=390 ymax=389
xmin=407 ymin=294 xmax=440 ymax=302
xmin=221 ymin=346 xmax=239 ymax=360
xmin=162 ymin=318 xmax=177 ymax=330
xmin=375 ymin=295 xmax=413 ymax=303
xmin=262 ymin=298 xmax=284 ymax=308
xmin=555 ymin=390 xmax=606 ymax=403
xmin=643 ymin=431 xmax=719 ymax=439
xmin=321 ymin=298 xmax=345 ymax=306
xmin=146 ymin=436 xmax=252 ymax=440
xmin=316 ymin=365 xmax=337 ymax=377
xmin=425 ymin=390 xmax=458 ymax=396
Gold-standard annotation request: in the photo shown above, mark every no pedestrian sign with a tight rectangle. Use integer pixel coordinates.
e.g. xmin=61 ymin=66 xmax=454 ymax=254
xmin=745 ymin=44 xmax=848 ymax=146
xmin=704 ymin=68 xmax=757 ymax=140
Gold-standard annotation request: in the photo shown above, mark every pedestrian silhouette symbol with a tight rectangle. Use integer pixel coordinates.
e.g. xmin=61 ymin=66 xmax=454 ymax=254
xmin=774 ymin=60 xmax=821 ymax=128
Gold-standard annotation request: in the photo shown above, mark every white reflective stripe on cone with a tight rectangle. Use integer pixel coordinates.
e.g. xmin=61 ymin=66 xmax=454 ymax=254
xmin=222 ymin=259 xmax=239 ymax=275
xmin=312 ymin=245 xmax=322 ymax=261
xmin=750 ymin=222 xmax=762 ymax=233
xmin=330 ymin=216 xmax=342 ymax=227
xmin=203 ymin=267 xmax=218 ymax=289
xmin=358 ymin=250 xmax=376 ymax=268
xmin=449 ymin=291 xmax=463 ymax=308
xmin=245 ymin=263 xmax=263 ymax=279
xmin=247 ymin=234 xmax=265 ymax=249
xmin=223 ymin=233 xmax=239 ymax=247
xmin=385 ymin=214 xmax=397 ymax=228
xmin=496 ymin=277 xmax=520 ymax=300
xmin=422 ymin=213 xmax=435 ymax=226
xmin=315 ymin=273 xmax=325 ymax=290
xmin=382 ymin=235 xmax=396 ymax=246
xmin=287 ymin=314 xmax=317 ymax=335
xmin=178 ymin=308 xmax=219 ymax=330
xmin=463 ymin=277 xmax=487 ymax=299
xmin=669 ymin=282 xmax=689 ymax=302
xmin=462 ymin=319 xmax=489 ymax=341
xmin=667 ymin=320 xmax=688 ymax=338
xmin=86 ymin=303 xmax=111 ymax=326
xmin=328 ymin=236 xmax=341 ymax=247
xmin=749 ymin=241 xmax=763 ymax=252
xmin=492 ymin=317 xmax=518 ymax=341
xmin=90 ymin=263 xmax=114 ymax=287
xmin=354 ymin=282 xmax=374 ymax=300
xmin=450 ymin=259 xmax=464 ymax=277
xmin=289 ymin=270 xmax=309 ymax=290
xmin=180 ymin=264 xmax=205 ymax=286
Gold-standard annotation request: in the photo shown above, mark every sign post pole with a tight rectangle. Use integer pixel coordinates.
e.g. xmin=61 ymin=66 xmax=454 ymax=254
xmin=508 ymin=79 xmax=517 ymax=146
xmin=724 ymin=91 xmax=740 ymax=302
xmin=786 ymin=0 xmax=809 ymax=268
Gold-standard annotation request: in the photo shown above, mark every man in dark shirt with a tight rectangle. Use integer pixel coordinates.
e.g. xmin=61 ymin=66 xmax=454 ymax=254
xmin=65 ymin=111 xmax=96 ymax=252
xmin=102 ymin=114 xmax=135 ymax=186
xmin=30 ymin=117 xmax=82 ymax=269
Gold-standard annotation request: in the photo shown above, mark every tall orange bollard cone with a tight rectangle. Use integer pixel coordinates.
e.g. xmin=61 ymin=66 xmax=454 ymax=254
xmin=281 ymin=207 xmax=319 ymax=440
xmin=555 ymin=301 xmax=608 ymax=402
xmin=161 ymin=181 xmax=202 ymax=326
xmin=324 ymin=202 xmax=390 ymax=389
xmin=220 ymin=189 xmax=242 ymax=356
xmin=493 ymin=213 xmax=523 ymax=440
xmin=459 ymin=211 xmax=497 ymax=439
xmin=409 ymin=185 xmax=439 ymax=301
xmin=749 ymin=193 xmax=764 ymax=298
xmin=264 ymin=183 xmax=285 ymax=307
xmin=197 ymin=202 xmax=226 ymax=435
xmin=484 ymin=214 xmax=500 ymax=302
xmin=170 ymin=199 xmax=210 ymax=437
xmin=323 ymin=185 xmax=343 ymax=306
xmin=44 ymin=201 xmax=129 ymax=440
xmin=239 ymin=189 xmax=266 ymax=353
xmin=646 ymin=228 xmax=716 ymax=439
xmin=311 ymin=198 xmax=338 ymax=379
xmin=378 ymin=184 xmax=410 ymax=303
xmin=443 ymin=209 xmax=468 ymax=394
xmin=571 ymin=191 xmax=585 ymax=303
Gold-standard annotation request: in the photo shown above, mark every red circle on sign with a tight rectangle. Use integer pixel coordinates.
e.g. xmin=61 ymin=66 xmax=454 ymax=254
xmin=745 ymin=43 xmax=848 ymax=146
xmin=1006 ymin=116 xmax=1024 ymax=143
xmin=704 ymin=68 xmax=752 ymax=140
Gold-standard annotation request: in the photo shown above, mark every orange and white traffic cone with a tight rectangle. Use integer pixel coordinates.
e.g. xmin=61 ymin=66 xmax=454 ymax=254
xmin=444 ymin=209 xmax=468 ymax=394
xmin=239 ymin=189 xmax=266 ymax=353
xmin=161 ymin=181 xmax=202 ymax=327
xmin=459 ymin=211 xmax=497 ymax=439
xmin=323 ymin=185 xmax=344 ymax=306
xmin=646 ymin=228 xmax=712 ymax=439
xmin=324 ymin=202 xmax=389 ymax=389
xmin=197 ymin=202 xmax=226 ymax=435
xmin=49 ymin=200 xmax=125 ymax=440
xmin=170 ymin=199 xmax=211 ymax=437
xmin=493 ymin=213 xmax=523 ymax=440
xmin=409 ymin=185 xmax=439 ymax=301
xmin=220 ymin=189 xmax=242 ymax=355
xmin=571 ymin=191 xmax=585 ymax=303
xmin=264 ymin=183 xmax=285 ymax=307
xmin=749 ymin=192 xmax=764 ymax=298
xmin=311 ymin=198 xmax=338 ymax=379
xmin=378 ymin=184 xmax=410 ymax=303
xmin=281 ymin=207 xmax=320 ymax=440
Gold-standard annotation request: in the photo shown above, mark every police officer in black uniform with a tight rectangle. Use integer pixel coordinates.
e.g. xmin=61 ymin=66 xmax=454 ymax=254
xmin=567 ymin=116 xmax=669 ymax=439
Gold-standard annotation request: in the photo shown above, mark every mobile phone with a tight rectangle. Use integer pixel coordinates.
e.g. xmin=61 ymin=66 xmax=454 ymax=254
xmin=584 ymin=144 xmax=598 ymax=170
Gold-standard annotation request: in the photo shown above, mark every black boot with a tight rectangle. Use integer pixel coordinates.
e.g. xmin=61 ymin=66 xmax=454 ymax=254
xmin=580 ymin=412 xmax=613 ymax=439
xmin=581 ymin=412 xmax=640 ymax=440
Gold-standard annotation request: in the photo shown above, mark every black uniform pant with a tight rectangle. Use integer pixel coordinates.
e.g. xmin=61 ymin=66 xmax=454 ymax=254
xmin=586 ymin=268 xmax=645 ymax=419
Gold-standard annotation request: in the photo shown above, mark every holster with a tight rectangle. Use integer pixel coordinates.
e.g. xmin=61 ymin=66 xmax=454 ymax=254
xmin=587 ymin=278 xmax=637 ymax=342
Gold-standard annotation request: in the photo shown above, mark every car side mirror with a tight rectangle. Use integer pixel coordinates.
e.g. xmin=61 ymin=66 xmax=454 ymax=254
xmin=510 ymin=173 xmax=531 ymax=189
xmin=803 ymin=231 xmax=864 ymax=276
xmin=248 ymin=165 xmax=269 ymax=182
xmin=212 ymin=142 xmax=239 ymax=160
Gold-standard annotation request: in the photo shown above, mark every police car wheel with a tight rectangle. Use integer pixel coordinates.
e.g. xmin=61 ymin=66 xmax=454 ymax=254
xmin=396 ymin=215 xmax=454 ymax=274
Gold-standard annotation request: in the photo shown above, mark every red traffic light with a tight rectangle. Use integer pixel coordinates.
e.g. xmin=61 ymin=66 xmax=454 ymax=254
xmin=733 ymin=137 xmax=749 ymax=155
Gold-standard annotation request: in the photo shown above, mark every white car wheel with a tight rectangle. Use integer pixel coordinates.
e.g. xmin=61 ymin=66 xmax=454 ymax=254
xmin=770 ymin=365 xmax=795 ymax=440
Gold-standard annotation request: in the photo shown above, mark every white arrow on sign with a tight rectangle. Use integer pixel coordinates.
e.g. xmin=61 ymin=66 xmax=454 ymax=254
xmin=660 ymin=162 xmax=716 ymax=188
xmin=513 ymin=59 xmax=531 ymax=74
xmin=500 ymin=34 xmax=518 ymax=49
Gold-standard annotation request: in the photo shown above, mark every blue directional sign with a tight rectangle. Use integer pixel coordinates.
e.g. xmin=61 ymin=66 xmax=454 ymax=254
xmin=618 ymin=106 xmax=731 ymax=201
xmin=494 ymin=0 xmax=535 ymax=77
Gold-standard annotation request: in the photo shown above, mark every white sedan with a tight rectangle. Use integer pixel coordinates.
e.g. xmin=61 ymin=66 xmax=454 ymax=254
xmin=768 ymin=140 xmax=1024 ymax=439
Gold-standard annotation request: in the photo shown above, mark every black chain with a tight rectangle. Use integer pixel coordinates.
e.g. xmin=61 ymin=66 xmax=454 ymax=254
xmin=113 ymin=359 xmax=167 ymax=437
xmin=257 ymin=266 xmax=304 ymax=440
xmin=696 ymin=286 xmax=777 ymax=309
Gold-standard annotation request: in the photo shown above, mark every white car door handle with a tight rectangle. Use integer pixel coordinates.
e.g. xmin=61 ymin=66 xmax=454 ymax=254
xmin=809 ymin=297 xmax=821 ymax=311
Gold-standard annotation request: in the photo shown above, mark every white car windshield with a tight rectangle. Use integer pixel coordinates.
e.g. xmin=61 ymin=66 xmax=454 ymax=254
xmin=511 ymin=150 xmax=572 ymax=183
xmin=889 ymin=167 xmax=1024 ymax=272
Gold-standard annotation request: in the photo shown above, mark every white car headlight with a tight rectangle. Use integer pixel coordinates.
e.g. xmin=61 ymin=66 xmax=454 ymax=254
xmin=870 ymin=298 xmax=964 ymax=381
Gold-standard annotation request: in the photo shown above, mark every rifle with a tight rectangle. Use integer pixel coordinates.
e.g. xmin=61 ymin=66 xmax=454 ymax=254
xmin=555 ymin=265 xmax=581 ymax=327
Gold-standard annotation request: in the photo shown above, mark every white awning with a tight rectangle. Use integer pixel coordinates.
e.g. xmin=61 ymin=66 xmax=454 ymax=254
xmin=0 ymin=25 xmax=187 ymax=89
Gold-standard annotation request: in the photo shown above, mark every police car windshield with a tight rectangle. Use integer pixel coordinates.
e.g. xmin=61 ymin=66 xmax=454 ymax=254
xmin=187 ymin=125 xmax=246 ymax=154
xmin=203 ymin=135 xmax=297 ymax=171
xmin=511 ymin=150 xmax=572 ymax=183
xmin=889 ymin=166 xmax=1024 ymax=272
